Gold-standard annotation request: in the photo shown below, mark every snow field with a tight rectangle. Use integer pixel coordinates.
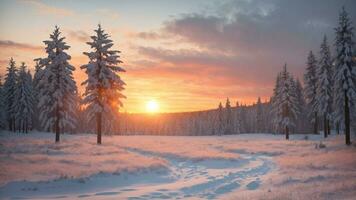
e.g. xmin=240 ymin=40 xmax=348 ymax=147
xmin=0 ymin=131 xmax=355 ymax=199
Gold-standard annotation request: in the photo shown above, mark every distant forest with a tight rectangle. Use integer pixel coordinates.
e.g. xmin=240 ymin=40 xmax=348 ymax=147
xmin=83 ymin=99 xmax=303 ymax=136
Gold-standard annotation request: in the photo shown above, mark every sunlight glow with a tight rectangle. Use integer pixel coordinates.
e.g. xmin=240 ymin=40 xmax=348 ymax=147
xmin=146 ymin=100 xmax=159 ymax=113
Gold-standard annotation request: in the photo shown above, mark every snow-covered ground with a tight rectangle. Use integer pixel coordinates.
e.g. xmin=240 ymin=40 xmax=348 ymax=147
xmin=0 ymin=131 xmax=355 ymax=200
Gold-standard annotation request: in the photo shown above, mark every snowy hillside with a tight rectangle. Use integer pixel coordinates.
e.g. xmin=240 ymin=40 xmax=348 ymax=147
xmin=1 ymin=132 xmax=355 ymax=199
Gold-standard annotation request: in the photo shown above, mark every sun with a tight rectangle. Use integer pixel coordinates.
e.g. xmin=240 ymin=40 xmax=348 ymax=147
xmin=146 ymin=100 xmax=159 ymax=113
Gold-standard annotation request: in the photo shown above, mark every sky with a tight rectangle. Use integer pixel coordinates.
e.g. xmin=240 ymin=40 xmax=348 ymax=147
xmin=0 ymin=0 xmax=355 ymax=113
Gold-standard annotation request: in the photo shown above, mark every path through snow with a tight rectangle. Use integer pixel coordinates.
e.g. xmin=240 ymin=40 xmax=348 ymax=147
xmin=0 ymin=144 xmax=274 ymax=199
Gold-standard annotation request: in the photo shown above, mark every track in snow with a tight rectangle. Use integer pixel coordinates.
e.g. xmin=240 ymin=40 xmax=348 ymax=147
xmin=118 ymin=147 xmax=274 ymax=199
xmin=0 ymin=146 xmax=274 ymax=200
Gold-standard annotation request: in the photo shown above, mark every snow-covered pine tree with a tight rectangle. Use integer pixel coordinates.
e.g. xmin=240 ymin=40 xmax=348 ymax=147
xmin=256 ymin=97 xmax=263 ymax=133
xmin=81 ymin=25 xmax=126 ymax=144
xmin=234 ymin=101 xmax=240 ymax=134
xmin=283 ymin=65 xmax=300 ymax=139
xmin=271 ymin=72 xmax=283 ymax=133
xmin=32 ymin=61 xmax=44 ymax=131
xmin=3 ymin=58 xmax=18 ymax=131
xmin=273 ymin=64 xmax=299 ymax=139
xmin=304 ymin=51 xmax=319 ymax=134
xmin=0 ymin=76 xmax=6 ymax=130
xmin=37 ymin=26 xmax=77 ymax=142
xmin=239 ymin=104 xmax=247 ymax=133
xmin=316 ymin=35 xmax=333 ymax=138
xmin=266 ymin=97 xmax=274 ymax=132
xmin=217 ymin=102 xmax=224 ymax=136
xmin=225 ymin=98 xmax=232 ymax=134
xmin=14 ymin=63 xmax=34 ymax=133
xmin=27 ymin=70 xmax=34 ymax=131
xmin=294 ymin=78 xmax=306 ymax=133
xmin=333 ymin=7 xmax=356 ymax=145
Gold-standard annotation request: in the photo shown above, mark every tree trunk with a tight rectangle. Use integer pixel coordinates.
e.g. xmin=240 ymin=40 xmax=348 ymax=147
xmin=345 ymin=92 xmax=351 ymax=145
xmin=55 ymin=106 xmax=60 ymax=143
xmin=11 ymin=118 xmax=15 ymax=132
xmin=324 ymin=115 xmax=327 ymax=138
xmin=327 ymin=119 xmax=330 ymax=135
xmin=96 ymin=112 xmax=102 ymax=144
xmin=8 ymin=119 xmax=12 ymax=131
xmin=337 ymin=122 xmax=340 ymax=134
xmin=314 ymin=112 xmax=318 ymax=134
xmin=285 ymin=126 xmax=289 ymax=140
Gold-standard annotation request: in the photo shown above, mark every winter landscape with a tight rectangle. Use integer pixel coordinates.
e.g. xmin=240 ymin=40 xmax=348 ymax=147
xmin=0 ymin=0 xmax=356 ymax=200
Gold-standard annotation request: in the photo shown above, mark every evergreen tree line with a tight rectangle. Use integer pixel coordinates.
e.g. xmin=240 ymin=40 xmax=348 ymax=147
xmin=114 ymin=98 xmax=272 ymax=136
xmin=271 ymin=7 xmax=356 ymax=145
xmin=0 ymin=60 xmax=34 ymax=133
xmin=0 ymin=25 xmax=126 ymax=144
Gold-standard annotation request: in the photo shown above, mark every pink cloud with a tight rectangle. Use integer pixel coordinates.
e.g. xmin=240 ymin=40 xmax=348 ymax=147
xmin=0 ymin=40 xmax=42 ymax=52
xmin=24 ymin=0 xmax=75 ymax=17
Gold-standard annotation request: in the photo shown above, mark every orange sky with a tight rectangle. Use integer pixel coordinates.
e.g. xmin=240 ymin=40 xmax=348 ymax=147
xmin=0 ymin=37 xmax=267 ymax=113
xmin=0 ymin=45 xmax=269 ymax=113
xmin=0 ymin=1 xmax=273 ymax=113
xmin=1 ymin=0 xmax=349 ymax=113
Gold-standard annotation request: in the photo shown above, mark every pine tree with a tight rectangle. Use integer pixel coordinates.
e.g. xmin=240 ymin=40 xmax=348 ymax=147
xmin=37 ymin=26 xmax=77 ymax=142
xmin=304 ymin=51 xmax=319 ymax=134
xmin=239 ymin=104 xmax=247 ymax=133
xmin=271 ymin=72 xmax=283 ymax=133
xmin=3 ymin=58 xmax=18 ymax=131
xmin=81 ymin=25 xmax=126 ymax=144
xmin=225 ymin=98 xmax=232 ymax=134
xmin=267 ymin=97 xmax=274 ymax=132
xmin=217 ymin=102 xmax=224 ymax=136
xmin=256 ymin=97 xmax=263 ymax=133
xmin=26 ymin=70 xmax=34 ymax=130
xmin=14 ymin=63 xmax=34 ymax=133
xmin=283 ymin=65 xmax=300 ymax=139
xmin=272 ymin=64 xmax=299 ymax=139
xmin=316 ymin=35 xmax=333 ymax=138
xmin=0 ymin=76 xmax=6 ymax=130
xmin=294 ymin=78 xmax=306 ymax=133
xmin=333 ymin=7 xmax=356 ymax=145
xmin=234 ymin=101 xmax=240 ymax=134
xmin=32 ymin=61 xmax=44 ymax=131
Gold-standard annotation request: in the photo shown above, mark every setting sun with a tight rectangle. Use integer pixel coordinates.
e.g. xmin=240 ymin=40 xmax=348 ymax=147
xmin=146 ymin=100 xmax=159 ymax=113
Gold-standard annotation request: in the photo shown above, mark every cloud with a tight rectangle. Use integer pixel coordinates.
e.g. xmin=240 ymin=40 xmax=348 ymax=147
xmin=68 ymin=30 xmax=90 ymax=42
xmin=134 ymin=31 xmax=161 ymax=40
xmin=23 ymin=0 xmax=74 ymax=17
xmin=162 ymin=0 xmax=356 ymax=58
xmin=133 ymin=0 xmax=356 ymax=88
xmin=130 ymin=0 xmax=356 ymax=107
xmin=131 ymin=46 xmax=276 ymax=89
xmin=0 ymin=40 xmax=42 ymax=51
